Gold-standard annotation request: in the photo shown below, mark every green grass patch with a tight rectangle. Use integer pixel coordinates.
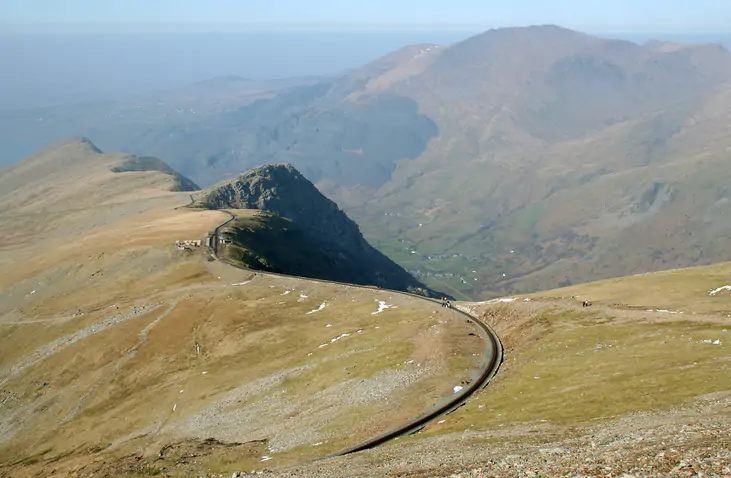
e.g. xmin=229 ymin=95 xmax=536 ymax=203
xmin=536 ymin=260 xmax=731 ymax=314
xmin=432 ymin=319 xmax=730 ymax=433
xmin=280 ymin=337 xmax=415 ymax=397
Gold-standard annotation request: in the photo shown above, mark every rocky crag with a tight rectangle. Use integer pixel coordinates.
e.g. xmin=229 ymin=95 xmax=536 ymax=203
xmin=195 ymin=164 xmax=437 ymax=296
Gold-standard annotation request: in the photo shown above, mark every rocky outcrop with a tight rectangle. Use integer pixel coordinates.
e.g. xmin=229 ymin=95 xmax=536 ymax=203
xmin=195 ymin=164 xmax=436 ymax=296
xmin=197 ymin=164 xmax=362 ymax=245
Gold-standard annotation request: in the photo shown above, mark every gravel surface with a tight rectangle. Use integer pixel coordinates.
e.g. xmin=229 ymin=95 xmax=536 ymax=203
xmin=255 ymin=392 xmax=731 ymax=477
xmin=168 ymin=365 xmax=311 ymax=444
xmin=0 ymin=302 xmax=161 ymax=386
xmin=317 ymin=367 xmax=436 ymax=407
xmin=0 ymin=302 xmax=162 ymax=445
xmin=167 ymin=364 xmax=437 ymax=454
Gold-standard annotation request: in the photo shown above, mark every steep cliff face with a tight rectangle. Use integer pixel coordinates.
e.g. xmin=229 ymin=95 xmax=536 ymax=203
xmin=195 ymin=164 xmax=436 ymax=296
xmin=197 ymin=164 xmax=364 ymax=246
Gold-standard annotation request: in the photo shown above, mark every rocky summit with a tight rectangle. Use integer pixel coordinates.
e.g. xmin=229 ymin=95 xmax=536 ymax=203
xmin=194 ymin=163 xmax=436 ymax=296
xmin=195 ymin=164 xmax=364 ymax=244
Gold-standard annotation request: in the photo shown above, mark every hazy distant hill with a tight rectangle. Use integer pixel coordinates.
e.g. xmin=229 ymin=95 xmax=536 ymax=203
xmin=163 ymin=25 xmax=731 ymax=298
xmin=0 ymin=75 xmax=323 ymax=169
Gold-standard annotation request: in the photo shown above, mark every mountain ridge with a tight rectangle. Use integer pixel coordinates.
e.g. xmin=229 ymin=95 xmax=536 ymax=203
xmin=194 ymin=163 xmax=437 ymax=296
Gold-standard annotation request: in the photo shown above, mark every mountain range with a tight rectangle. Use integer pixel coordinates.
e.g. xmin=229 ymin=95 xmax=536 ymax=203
xmin=3 ymin=25 xmax=731 ymax=298
xmin=1 ymin=65 xmax=731 ymax=475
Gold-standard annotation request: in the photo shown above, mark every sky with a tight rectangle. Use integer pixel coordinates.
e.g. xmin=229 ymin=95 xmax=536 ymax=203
xmin=3 ymin=0 xmax=731 ymax=34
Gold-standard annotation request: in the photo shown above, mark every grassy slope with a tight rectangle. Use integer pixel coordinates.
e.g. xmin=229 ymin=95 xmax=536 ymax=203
xmin=0 ymin=141 xmax=485 ymax=476
xmin=427 ymin=262 xmax=731 ymax=438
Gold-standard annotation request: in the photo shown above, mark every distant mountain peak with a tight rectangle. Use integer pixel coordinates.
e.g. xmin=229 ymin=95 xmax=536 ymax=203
xmin=193 ymin=75 xmax=251 ymax=86
xmin=472 ymin=24 xmax=591 ymax=40
xmin=49 ymin=136 xmax=104 ymax=154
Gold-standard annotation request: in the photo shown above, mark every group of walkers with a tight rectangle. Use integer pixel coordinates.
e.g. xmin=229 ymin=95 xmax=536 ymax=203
xmin=440 ymin=296 xmax=452 ymax=308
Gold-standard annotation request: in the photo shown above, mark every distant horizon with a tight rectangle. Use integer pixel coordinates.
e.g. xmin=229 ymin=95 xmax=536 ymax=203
xmin=4 ymin=0 xmax=731 ymax=33
xmin=0 ymin=25 xmax=729 ymax=114
xmin=2 ymin=22 xmax=730 ymax=38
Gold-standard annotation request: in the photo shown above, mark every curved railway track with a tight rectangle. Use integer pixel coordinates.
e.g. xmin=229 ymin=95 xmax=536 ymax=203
xmin=208 ymin=210 xmax=504 ymax=457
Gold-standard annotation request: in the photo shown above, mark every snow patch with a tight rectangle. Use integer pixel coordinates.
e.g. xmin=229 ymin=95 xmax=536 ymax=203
xmin=261 ymin=456 xmax=271 ymax=462
xmin=231 ymin=281 xmax=250 ymax=286
xmin=648 ymin=308 xmax=684 ymax=314
xmin=498 ymin=298 xmax=517 ymax=303
xmin=453 ymin=385 xmax=464 ymax=393
xmin=699 ymin=339 xmax=722 ymax=345
xmin=306 ymin=302 xmax=327 ymax=315
xmin=371 ymin=300 xmax=397 ymax=315
xmin=298 ymin=293 xmax=309 ymax=302
xmin=709 ymin=285 xmax=731 ymax=296
xmin=330 ymin=333 xmax=350 ymax=343
xmin=282 ymin=290 xmax=291 ymax=295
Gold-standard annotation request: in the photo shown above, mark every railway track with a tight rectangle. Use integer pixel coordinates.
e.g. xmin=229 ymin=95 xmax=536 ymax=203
xmin=207 ymin=209 xmax=504 ymax=457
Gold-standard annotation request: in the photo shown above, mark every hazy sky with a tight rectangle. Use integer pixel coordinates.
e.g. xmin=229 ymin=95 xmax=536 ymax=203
xmin=3 ymin=0 xmax=730 ymax=33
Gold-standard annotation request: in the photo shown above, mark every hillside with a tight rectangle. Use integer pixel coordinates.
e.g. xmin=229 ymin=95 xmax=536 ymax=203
xmin=1 ymin=139 xmax=729 ymax=477
xmin=193 ymin=164 xmax=436 ymax=296
xmin=0 ymin=137 xmax=198 ymax=217
xmin=277 ymin=261 xmax=731 ymax=477
xmin=345 ymin=26 xmax=731 ymax=299
xmin=0 ymin=140 xmax=485 ymax=476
